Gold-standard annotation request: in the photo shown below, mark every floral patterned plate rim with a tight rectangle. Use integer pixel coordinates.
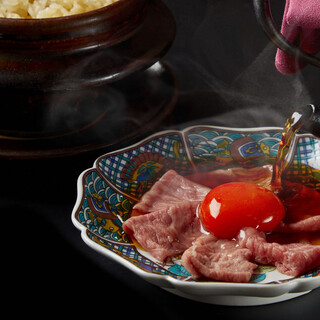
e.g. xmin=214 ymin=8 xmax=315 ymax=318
xmin=71 ymin=125 xmax=320 ymax=306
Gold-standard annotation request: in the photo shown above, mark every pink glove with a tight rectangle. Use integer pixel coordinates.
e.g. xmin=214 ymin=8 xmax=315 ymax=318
xmin=275 ymin=0 xmax=320 ymax=74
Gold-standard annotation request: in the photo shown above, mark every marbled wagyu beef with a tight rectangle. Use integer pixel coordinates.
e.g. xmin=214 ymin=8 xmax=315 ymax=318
xmin=275 ymin=215 xmax=320 ymax=233
xmin=123 ymin=170 xmax=209 ymax=262
xmin=181 ymin=234 xmax=257 ymax=283
xmin=133 ymin=169 xmax=210 ymax=214
xmin=238 ymin=227 xmax=320 ymax=277
xmin=123 ymin=201 xmax=202 ymax=262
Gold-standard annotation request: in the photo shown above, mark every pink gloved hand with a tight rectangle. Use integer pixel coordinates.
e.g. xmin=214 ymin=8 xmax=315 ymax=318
xmin=275 ymin=0 xmax=320 ymax=74
xmin=286 ymin=0 xmax=320 ymax=28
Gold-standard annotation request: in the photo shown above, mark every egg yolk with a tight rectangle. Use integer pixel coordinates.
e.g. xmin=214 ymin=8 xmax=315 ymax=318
xmin=199 ymin=182 xmax=285 ymax=239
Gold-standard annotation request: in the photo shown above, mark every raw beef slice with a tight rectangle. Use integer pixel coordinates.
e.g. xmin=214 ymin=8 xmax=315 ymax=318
xmin=181 ymin=234 xmax=258 ymax=283
xmin=122 ymin=201 xmax=202 ymax=262
xmin=238 ymin=227 xmax=320 ymax=277
xmin=275 ymin=215 xmax=320 ymax=233
xmin=133 ymin=170 xmax=210 ymax=214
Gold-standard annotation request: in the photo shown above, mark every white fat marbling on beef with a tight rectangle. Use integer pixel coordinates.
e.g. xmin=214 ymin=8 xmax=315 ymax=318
xmin=181 ymin=234 xmax=257 ymax=283
xmin=238 ymin=227 xmax=320 ymax=277
xmin=123 ymin=201 xmax=202 ymax=262
xmin=133 ymin=170 xmax=211 ymax=214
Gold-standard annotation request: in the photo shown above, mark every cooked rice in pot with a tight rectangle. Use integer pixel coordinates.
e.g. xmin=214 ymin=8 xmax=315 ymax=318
xmin=0 ymin=0 xmax=120 ymax=19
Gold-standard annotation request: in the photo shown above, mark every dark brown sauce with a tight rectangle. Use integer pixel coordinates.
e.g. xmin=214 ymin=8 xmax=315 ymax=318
xmin=269 ymin=106 xmax=320 ymax=244
xmin=271 ymin=108 xmax=312 ymax=191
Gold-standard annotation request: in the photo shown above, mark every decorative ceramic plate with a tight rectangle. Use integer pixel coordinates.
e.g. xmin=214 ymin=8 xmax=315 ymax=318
xmin=72 ymin=125 xmax=320 ymax=306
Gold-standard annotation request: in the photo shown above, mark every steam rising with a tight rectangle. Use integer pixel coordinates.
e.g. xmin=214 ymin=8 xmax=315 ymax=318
xmin=40 ymin=0 xmax=320 ymax=139
xmin=168 ymin=42 xmax=314 ymax=129
xmin=211 ymin=43 xmax=313 ymax=128
xmin=165 ymin=0 xmax=319 ymax=130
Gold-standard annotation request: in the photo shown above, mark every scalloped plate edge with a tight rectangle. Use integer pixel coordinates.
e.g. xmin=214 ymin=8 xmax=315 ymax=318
xmin=71 ymin=125 xmax=320 ymax=303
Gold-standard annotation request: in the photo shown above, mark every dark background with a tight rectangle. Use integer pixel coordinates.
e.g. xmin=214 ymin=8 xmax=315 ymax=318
xmin=3 ymin=0 xmax=319 ymax=318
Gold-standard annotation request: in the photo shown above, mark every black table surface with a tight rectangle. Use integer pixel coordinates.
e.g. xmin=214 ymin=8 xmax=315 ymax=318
xmin=3 ymin=0 xmax=320 ymax=318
